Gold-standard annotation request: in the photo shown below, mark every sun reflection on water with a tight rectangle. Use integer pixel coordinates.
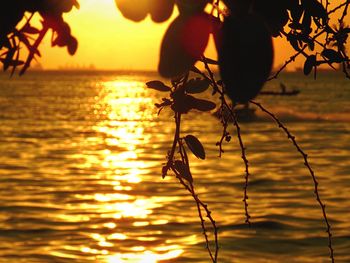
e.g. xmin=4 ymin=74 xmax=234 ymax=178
xmin=77 ymin=79 xmax=184 ymax=262
xmin=106 ymin=249 xmax=184 ymax=263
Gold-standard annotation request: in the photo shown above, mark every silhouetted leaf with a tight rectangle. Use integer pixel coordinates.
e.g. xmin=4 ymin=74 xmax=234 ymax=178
xmin=146 ymin=80 xmax=171 ymax=92
xmin=16 ymin=32 xmax=31 ymax=49
xmin=307 ymin=38 xmax=315 ymax=51
xmin=67 ymin=36 xmax=78 ymax=55
xmin=162 ymin=165 xmax=168 ymax=178
xmin=52 ymin=32 xmax=71 ymax=47
xmin=171 ymin=94 xmax=195 ymax=113
xmin=303 ymin=55 xmax=316 ymax=75
xmin=301 ymin=12 xmax=312 ymax=33
xmin=287 ymin=33 xmax=301 ymax=51
xmin=184 ymin=135 xmax=205 ymax=159
xmin=321 ymin=49 xmax=344 ymax=63
xmin=343 ymin=28 xmax=350 ymax=34
xmin=69 ymin=0 xmax=79 ymax=9
xmin=158 ymin=16 xmax=194 ymax=78
xmin=2 ymin=48 xmax=15 ymax=71
xmin=302 ymin=0 xmax=327 ymax=21
xmin=173 ymin=160 xmax=193 ymax=182
xmin=288 ymin=22 xmax=304 ymax=30
xmin=290 ymin=3 xmax=303 ymax=22
xmin=193 ymin=98 xmax=216 ymax=112
xmin=0 ymin=58 xmax=24 ymax=67
xmin=185 ymin=78 xmax=210 ymax=94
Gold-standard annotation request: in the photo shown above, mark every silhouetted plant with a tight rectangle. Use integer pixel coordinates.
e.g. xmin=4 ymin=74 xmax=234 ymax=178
xmin=1 ymin=0 xmax=349 ymax=262
xmin=0 ymin=0 xmax=79 ymax=75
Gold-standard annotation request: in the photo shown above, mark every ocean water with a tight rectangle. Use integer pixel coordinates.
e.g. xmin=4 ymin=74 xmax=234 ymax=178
xmin=0 ymin=71 xmax=349 ymax=263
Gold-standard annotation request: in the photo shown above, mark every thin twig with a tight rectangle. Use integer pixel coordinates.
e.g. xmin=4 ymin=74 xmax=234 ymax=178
xmin=165 ymin=76 xmax=219 ymax=262
xmin=20 ymin=22 xmax=49 ymax=75
xmin=326 ymin=0 xmax=349 ymax=16
xmin=268 ymin=0 xmax=350 ymax=80
xmin=216 ymin=105 xmax=230 ymax=156
xmin=268 ymin=49 xmax=304 ymax=80
xmin=163 ymin=113 xmax=181 ymax=177
xmin=202 ymin=56 xmax=252 ymax=225
xmin=339 ymin=0 xmax=350 ymax=23
xmin=229 ymin=106 xmax=251 ymax=226
xmin=250 ymin=100 xmax=334 ymax=263
xmin=172 ymin=168 xmax=219 ymax=263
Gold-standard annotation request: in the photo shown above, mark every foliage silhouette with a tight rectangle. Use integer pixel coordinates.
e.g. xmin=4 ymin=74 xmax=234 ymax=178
xmin=0 ymin=0 xmax=79 ymax=75
xmin=1 ymin=0 xmax=349 ymax=262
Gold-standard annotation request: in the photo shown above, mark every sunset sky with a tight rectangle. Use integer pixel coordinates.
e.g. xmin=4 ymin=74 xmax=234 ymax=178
xmin=35 ymin=0 xmax=349 ymax=71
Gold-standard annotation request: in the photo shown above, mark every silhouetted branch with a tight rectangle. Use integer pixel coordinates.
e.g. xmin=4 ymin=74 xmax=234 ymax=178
xmin=327 ymin=1 xmax=349 ymax=15
xmin=230 ymin=108 xmax=251 ymax=226
xmin=250 ymin=100 xmax=334 ymax=263
xmin=339 ymin=0 xmax=350 ymax=23
xmin=171 ymin=168 xmax=219 ymax=263
xmin=163 ymin=112 xmax=181 ymax=177
xmin=20 ymin=23 xmax=49 ymax=75
xmin=215 ymin=105 xmax=230 ymax=156
xmin=159 ymin=74 xmax=219 ymax=261
xmin=202 ymin=56 xmax=252 ymax=225
xmin=268 ymin=49 xmax=304 ymax=80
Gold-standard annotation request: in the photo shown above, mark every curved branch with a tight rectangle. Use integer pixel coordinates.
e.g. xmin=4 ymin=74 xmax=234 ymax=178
xmin=250 ymin=100 xmax=334 ymax=263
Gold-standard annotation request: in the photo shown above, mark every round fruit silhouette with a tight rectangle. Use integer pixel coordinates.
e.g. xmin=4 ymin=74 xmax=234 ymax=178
xmin=149 ymin=0 xmax=175 ymax=23
xmin=158 ymin=13 xmax=211 ymax=78
xmin=115 ymin=0 xmax=148 ymax=22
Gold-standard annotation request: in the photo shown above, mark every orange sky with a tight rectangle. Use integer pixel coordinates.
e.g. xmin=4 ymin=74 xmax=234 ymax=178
xmin=35 ymin=0 xmax=349 ymax=71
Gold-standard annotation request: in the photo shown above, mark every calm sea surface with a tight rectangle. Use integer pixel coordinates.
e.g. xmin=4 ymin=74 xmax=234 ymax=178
xmin=0 ymin=71 xmax=349 ymax=263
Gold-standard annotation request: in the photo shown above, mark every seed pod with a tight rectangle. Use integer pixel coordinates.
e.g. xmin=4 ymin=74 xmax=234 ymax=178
xmin=115 ymin=0 xmax=148 ymax=22
xmin=217 ymin=15 xmax=274 ymax=103
xmin=158 ymin=13 xmax=211 ymax=78
xmin=149 ymin=0 xmax=175 ymax=23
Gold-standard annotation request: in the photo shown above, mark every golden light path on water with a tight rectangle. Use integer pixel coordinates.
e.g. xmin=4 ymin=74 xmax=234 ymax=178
xmin=75 ymin=78 xmax=184 ymax=262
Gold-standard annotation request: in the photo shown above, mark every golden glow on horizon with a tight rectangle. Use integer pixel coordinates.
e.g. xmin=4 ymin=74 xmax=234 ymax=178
xmin=36 ymin=0 xmax=350 ymax=71
xmin=38 ymin=0 xmax=175 ymax=70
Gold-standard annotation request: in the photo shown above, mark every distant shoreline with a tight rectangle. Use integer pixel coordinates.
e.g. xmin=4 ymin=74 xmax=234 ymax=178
xmin=0 ymin=68 xmax=344 ymax=77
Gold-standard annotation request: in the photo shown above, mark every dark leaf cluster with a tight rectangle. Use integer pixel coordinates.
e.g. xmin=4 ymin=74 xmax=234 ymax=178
xmin=147 ymin=76 xmax=215 ymax=115
xmin=118 ymin=0 xmax=350 ymax=99
xmin=0 ymin=0 xmax=79 ymax=74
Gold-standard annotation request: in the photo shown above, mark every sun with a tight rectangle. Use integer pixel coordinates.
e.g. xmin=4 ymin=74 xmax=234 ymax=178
xmin=36 ymin=0 xmax=174 ymax=70
xmin=31 ymin=0 xmax=350 ymax=71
